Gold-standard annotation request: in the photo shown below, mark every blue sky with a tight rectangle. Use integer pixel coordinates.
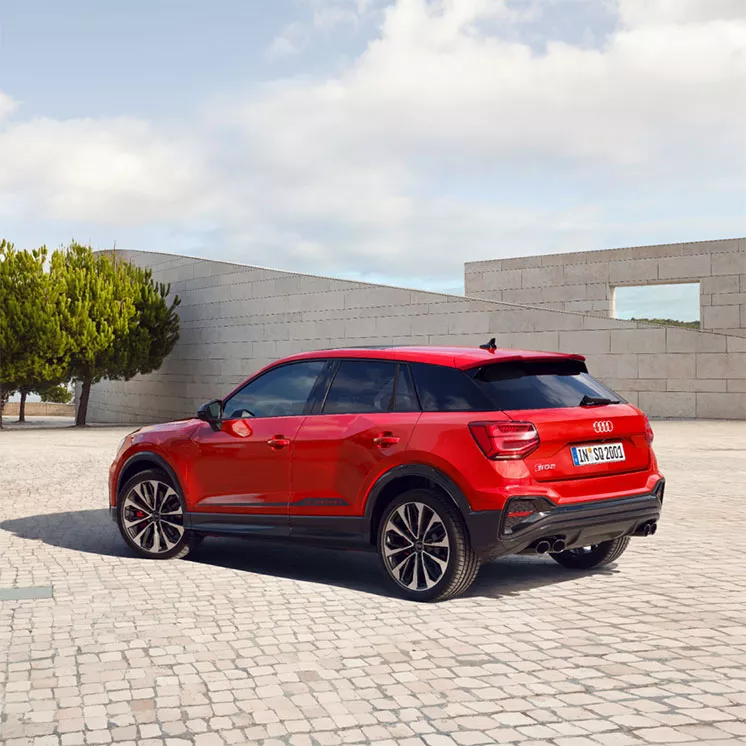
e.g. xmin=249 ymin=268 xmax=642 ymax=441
xmin=1 ymin=0 xmax=744 ymax=315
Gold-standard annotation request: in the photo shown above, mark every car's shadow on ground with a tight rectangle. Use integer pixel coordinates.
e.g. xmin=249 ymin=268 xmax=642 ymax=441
xmin=0 ymin=508 xmax=133 ymax=558
xmin=0 ymin=509 xmax=616 ymax=601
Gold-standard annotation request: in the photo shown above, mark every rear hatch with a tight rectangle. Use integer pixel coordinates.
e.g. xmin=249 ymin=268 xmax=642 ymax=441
xmin=468 ymin=358 xmax=651 ymax=481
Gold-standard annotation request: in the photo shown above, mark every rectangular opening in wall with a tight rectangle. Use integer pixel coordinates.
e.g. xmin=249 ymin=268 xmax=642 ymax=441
xmin=613 ymin=283 xmax=700 ymax=329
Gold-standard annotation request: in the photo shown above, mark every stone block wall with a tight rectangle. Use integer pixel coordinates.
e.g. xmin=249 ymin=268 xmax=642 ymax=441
xmin=84 ymin=250 xmax=746 ymax=423
xmin=465 ymin=237 xmax=746 ymax=336
xmin=2 ymin=402 xmax=74 ymax=417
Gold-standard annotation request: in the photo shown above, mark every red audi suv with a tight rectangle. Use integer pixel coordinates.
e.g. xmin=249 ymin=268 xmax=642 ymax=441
xmin=110 ymin=343 xmax=664 ymax=601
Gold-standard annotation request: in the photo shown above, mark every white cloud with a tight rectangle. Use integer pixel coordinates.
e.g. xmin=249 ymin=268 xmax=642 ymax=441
xmin=268 ymin=0 xmax=386 ymax=57
xmin=618 ymin=0 xmax=746 ymax=27
xmin=1 ymin=0 xmax=745 ymax=285
xmin=267 ymin=22 xmax=310 ymax=58
xmin=0 ymin=116 xmax=207 ymax=224
xmin=0 ymin=91 xmax=17 ymax=120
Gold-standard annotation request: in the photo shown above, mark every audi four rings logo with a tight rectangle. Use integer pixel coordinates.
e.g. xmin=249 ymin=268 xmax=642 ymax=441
xmin=593 ymin=420 xmax=614 ymax=433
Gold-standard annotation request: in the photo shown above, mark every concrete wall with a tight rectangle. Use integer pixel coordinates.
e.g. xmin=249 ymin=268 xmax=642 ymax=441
xmin=465 ymin=237 xmax=746 ymax=336
xmin=85 ymin=250 xmax=746 ymax=423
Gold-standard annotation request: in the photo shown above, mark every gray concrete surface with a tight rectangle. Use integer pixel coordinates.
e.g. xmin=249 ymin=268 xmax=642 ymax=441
xmin=84 ymin=250 xmax=746 ymax=424
xmin=1 ymin=422 xmax=746 ymax=745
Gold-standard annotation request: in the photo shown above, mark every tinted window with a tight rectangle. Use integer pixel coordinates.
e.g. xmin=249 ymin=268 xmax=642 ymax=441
xmin=223 ymin=361 xmax=325 ymax=418
xmin=470 ymin=360 xmax=624 ymax=411
xmin=393 ymin=365 xmax=419 ymax=412
xmin=323 ymin=361 xmax=397 ymax=414
xmin=410 ymin=363 xmax=491 ymax=412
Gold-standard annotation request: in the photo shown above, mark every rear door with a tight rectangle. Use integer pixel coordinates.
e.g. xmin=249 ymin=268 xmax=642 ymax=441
xmin=290 ymin=360 xmax=421 ymax=517
xmin=468 ymin=359 xmax=651 ymax=481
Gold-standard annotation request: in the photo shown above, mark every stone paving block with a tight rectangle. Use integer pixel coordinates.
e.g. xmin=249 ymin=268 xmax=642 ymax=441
xmin=4 ymin=384 xmax=746 ymax=746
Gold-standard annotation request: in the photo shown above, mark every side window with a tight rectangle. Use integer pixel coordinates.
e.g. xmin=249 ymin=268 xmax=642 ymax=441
xmin=323 ymin=361 xmax=398 ymax=414
xmin=223 ymin=361 xmax=325 ymax=419
xmin=393 ymin=364 xmax=420 ymax=412
xmin=410 ymin=362 xmax=491 ymax=412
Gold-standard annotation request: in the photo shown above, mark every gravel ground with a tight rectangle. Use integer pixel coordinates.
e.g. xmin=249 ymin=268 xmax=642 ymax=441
xmin=1 ymin=420 xmax=745 ymax=746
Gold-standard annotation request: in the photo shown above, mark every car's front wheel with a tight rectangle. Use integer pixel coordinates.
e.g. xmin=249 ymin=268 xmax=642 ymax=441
xmin=378 ymin=489 xmax=479 ymax=602
xmin=117 ymin=469 xmax=200 ymax=560
xmin=550 ymin=536 xmax=630 ymax=570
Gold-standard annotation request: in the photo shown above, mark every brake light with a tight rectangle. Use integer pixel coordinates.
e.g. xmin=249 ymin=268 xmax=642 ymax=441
xmin=643 ymin=414 xmax=654 ymax=445
xmin=469 ymin=421 xmax=540 ymax=460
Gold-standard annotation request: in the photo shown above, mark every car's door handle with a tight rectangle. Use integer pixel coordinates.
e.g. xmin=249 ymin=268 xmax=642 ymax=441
xmin=373 ymin=432 xmax=400 ymax=448
xmin=267 ymin=436 xmax=291 ymax=449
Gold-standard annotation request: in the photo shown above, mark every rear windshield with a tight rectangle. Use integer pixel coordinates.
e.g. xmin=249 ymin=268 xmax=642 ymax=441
xmin=469 ymin=360 xmax=624 ymax=411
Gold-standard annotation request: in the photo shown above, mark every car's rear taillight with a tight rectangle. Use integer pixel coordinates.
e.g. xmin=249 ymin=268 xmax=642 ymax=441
xmin=469 ymin=421 xmax=540 ymax=460
xmin=643 ymin=414 xmax=654 ymax=445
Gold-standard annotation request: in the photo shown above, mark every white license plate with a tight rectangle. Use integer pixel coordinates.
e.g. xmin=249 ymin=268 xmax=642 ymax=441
xmin=571 ymin=442 xmax=626 ymax=466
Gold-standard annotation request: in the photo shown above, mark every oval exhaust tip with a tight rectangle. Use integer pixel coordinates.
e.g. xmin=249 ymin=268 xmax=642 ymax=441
xmin=552 ymin=539 xmax=566 ymax=553
xmin=536 ymin=540 xmax=551 ymax=554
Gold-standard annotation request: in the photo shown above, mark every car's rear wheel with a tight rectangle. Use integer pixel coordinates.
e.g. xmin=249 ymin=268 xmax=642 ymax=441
xmin=117 ymin=469 xmax=200 ymax=560
xmin=550 ymin=536 xmax=630 ymax=570
xmin=378 ymin=489 xmax=479 ymax=602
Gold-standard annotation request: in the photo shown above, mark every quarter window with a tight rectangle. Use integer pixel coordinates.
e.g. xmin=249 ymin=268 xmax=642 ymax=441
xmin=410 ymin=362 xmax=491 ymax=412
xmin=223 ymin=361 xmax=326 ymax=419
xmin=393 ymin=365 xmax=419 ymax=412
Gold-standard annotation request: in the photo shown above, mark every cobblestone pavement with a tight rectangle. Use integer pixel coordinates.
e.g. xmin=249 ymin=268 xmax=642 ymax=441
xmin=1 ymin=421 xmax=745 ymax=746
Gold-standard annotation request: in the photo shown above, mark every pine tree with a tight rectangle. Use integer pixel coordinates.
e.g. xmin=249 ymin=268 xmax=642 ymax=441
xmin=36 ymin=383 xmax=73 ymax=404
xmin=105 ymin=255 xmax=181 ymax=384
xmin=60 ymin=245 xmax=180 ymax=426
xmin=58 ymin=244 xmax=137 ymax=426
xmin=0 ymin=240 xmax=70 ymax=427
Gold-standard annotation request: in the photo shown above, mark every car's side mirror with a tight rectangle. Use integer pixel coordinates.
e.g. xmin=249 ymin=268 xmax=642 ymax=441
xmin=197 ymin=399 xmax=223 ymax=432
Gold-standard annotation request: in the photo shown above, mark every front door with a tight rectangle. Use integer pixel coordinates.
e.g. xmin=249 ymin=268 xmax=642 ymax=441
xmin=190 ymin=416 xmax=304 ymax=514
xmin=189 ymin=360 xmax=327 ymax=524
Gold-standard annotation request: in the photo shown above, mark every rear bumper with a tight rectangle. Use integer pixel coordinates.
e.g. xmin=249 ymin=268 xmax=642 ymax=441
xmin=465 ymin=484 xmax=663 ymax=560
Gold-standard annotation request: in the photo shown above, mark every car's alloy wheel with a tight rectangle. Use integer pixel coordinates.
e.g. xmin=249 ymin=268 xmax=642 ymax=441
xmin=383 ymin=501 xmax=450 ymax=591
xmin=122 ymin=479 xmax=185 ymax=554
xmin=117 ymin=469 xmax=199 ymax=560
xmin=378 ymin=489 xmax=479 ymax=602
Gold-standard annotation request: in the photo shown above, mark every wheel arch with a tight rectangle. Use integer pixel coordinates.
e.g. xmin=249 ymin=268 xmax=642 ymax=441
xmin=116 ymin=452 xmax=185 ymax=505
xmin=364 ymin=465 xmax=471 ymax=546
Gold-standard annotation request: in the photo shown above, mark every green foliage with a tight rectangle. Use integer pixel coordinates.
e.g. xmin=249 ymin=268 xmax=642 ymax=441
xmin=1 ymin=240 xmax=180 ymax=427
xmin=37 ymin=384 xmax=73 ymax=404
xmin=0 ymin=240 xmax=71 ymax=427
xmin=104 ymin=256 xmax=181 ymax=382
xmin=58 ymin=244 xmax=181 ymax=425
xmin=0 ymin=387 xmax=14 ymax=413
xmin=56 ymin=243 xmax=137 ymax=388
xmin=631 ymin=317 xmax=700 ymax=329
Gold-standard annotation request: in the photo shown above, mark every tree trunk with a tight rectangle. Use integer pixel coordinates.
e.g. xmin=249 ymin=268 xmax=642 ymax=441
xmin=76 ymin=379 xmax=92 ymax=427
xmin=18 ymin=390 xmax=27 ymax=423
xmin=0 ymin=385 xmax=4 ymax=430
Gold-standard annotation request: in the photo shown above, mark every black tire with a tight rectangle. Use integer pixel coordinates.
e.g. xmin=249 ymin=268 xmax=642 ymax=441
xmin=377 ymin=489 xmax=479 ymax=602
xmin=550 ymin=536 xmax=630 ymax=570
xmin=116 ymin=468 xmax=200 ymax=560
